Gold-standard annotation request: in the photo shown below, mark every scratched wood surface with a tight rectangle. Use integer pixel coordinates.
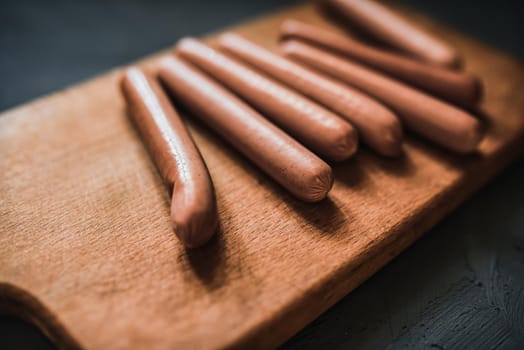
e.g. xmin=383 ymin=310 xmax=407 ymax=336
xmin=1 ymin=2 xmax=524 ymax=349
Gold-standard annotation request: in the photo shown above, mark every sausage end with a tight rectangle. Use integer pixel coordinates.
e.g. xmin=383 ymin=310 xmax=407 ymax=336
xmin=171 ymin=195 xmax=219 ymax=248
xmin=300 ymin=163 xmax=334 ymax=203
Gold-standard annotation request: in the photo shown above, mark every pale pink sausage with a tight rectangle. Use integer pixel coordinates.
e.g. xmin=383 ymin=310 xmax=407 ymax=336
xmin=121 ymin=67 xmax=218 ymax=248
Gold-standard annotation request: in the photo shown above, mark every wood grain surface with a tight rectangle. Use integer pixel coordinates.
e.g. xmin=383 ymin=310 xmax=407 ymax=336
xmin=1 ymin=3 xmax=524 ymax=349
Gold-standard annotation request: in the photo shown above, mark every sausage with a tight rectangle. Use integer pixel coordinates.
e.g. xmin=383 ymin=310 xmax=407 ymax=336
xmin=174 ymin=38 xmax=358 ymax=161
xmin=281 ymin=40 xmax=483 ymax=154
xmin=120 ymin=67 xmax=218 ymax=248
xmin=325 ymin=0 xmax=461 ymax=68
xmin=279 ymin=20 xmax=482 ymax=106
xmin=218 ymin=32 xmax=403 ymax=157
xmin=158 ymin=56 xmax=333 ymax=202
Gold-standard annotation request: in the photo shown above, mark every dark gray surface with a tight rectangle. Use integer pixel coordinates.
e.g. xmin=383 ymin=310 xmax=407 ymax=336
xmin=1 ymin=1 xmax=523 ymax=349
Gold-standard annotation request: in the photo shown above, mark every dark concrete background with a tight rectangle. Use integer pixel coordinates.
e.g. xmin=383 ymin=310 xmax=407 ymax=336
xmin=1 ymin=0 xmax=523 ymax=349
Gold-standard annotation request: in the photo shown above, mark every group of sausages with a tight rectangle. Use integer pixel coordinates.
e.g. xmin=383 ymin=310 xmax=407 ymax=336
xmin=121 ymin=0 xmax=484 ymax=248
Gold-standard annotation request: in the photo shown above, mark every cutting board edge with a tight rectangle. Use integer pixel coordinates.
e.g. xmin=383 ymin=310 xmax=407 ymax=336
xmin=0 ymin=282 xmax=82 ymax=350
xmin=234 ymin=133 xmax=524 ymax=349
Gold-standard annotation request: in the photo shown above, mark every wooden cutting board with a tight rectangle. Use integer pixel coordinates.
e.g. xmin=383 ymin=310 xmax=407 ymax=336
xmin=1 ymin=2 xmax=524 ymax=349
